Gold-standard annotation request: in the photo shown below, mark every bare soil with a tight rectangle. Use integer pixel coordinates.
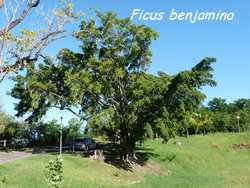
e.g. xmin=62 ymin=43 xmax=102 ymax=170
xmin=133 ymin=161 xmax=169 ymax=176
xmin=232 ymin=143 xmax=249 ymax=150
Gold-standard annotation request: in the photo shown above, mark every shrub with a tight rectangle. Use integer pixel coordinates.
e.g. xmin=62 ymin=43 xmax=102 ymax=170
xmin=46 ymin=156 xmax=63 ymax=188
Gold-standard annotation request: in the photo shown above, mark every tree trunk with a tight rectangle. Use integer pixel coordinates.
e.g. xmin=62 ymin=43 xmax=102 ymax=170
xmin=195 ymin=126 xmax=199 ymax=135
xmin=186 ymin=128 xmax=189 ymax=138
xmin=119 ymin=123 xmax=136 ymax=162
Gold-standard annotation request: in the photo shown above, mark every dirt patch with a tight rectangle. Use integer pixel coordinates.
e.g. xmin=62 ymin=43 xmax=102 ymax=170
xmin=231 ymin=143 xmax=249 ymax=150
xmin=133 ymin=162 xmax=169 ymax=176
xmin=211 ymin=144 xmax=220 ymax=149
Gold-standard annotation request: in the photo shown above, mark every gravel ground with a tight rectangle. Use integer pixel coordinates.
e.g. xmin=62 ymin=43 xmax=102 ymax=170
xmin=0 ymin=151 xmax=32 ymax=164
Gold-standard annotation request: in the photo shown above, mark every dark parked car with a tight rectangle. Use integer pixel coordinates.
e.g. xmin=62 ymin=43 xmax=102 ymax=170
xmin=10 ymin=138 xmax=29 ymax=148
xmin=73 ymin=137 xmax=96 ymax=151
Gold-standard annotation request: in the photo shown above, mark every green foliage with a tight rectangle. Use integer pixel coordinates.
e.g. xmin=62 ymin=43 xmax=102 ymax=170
xmin=0 ymin=111 xmax=12 ymax=135
xmin=11 ymin=11 xmax=159 ymax=158
xmin=66 ymin=118 xmax=83 ymax=143
xmin=46 ymin=156 xmax=63 ymax=188
xmin=40 ymin=120 xmax=61 ymax=146
xmin=165 ymin=58 xmax=217 ymax=119
xmin=21 ymin=119 xmax=83 ymax=147
xmin=208 ymin=98 xmax=250 ymax=132
xmin=10 ymin=11 xmax=216 ymax=159
xmin=0 ymin=110 xmax=24 ymax=142
xmin=20 ymin=120 xmax=61 ymax=146
xmin=144 ymin=123 xmax=154 ymax=139
xmin=208 ymin=98 xmax=228 ymax=112
xmin=87 ymin=108 xmax=118 ymax=141
xmin=0 ymin=176 xmax=7 ymax=184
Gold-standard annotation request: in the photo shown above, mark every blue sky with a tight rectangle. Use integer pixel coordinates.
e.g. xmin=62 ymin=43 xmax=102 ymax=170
xmin=0 ymin=0 xmax=250 ymax=124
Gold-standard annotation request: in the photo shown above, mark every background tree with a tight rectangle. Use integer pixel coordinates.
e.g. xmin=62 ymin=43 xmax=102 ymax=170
xmin=0 ymin=110 xmax=11 ymax=136
xmin=65 ymin=118 xmax=83 ymax=148
xmin=0 ymin=109 xmax=25 ymax=147
xmin=39 ymin=120 xmax=61 ymax=146
xmin=155 ymin=58 xmax=217 ymax=137
xmin=208 ymin=98 xmax=228 ymax=112
xmin=207 ymin=98 xmax=250 ymax=132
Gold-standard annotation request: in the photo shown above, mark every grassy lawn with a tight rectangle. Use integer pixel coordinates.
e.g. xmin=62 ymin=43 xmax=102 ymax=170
xmin=0 ymin=132 xmax=250 ymax=188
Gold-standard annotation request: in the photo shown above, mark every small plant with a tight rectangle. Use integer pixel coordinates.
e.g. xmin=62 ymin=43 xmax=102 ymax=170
xmin=113 ymin=171 xmax=119 ymax=177
xmin=1 ymin=176 xmax=7 ymax=184
xmin=46 ymin=156 xmax=63 ymax=188
xmin=160 ymin=153 xmax=177 ymax=162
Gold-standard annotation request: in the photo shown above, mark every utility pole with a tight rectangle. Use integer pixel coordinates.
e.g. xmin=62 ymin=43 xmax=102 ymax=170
xmin=236 ymin=115 xmax=240 ymax=133
xmin=60 ymin=116 xmax=63 ymax=156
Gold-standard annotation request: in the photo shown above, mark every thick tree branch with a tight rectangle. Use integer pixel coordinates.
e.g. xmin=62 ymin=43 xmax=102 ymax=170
xmin=0 ymin=29 xmax=67 ymax=74
xmin=0 ymin=56 xmax=37 ymax=73
xmin=0 ymin=0 xmax=40 ymax=35
xmin=0 ymin=0 xmax=80 ymax=79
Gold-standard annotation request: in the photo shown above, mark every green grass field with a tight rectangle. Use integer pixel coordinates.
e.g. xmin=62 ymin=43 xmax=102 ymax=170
xmin=0 ymin=132 xmax=250 ymax=188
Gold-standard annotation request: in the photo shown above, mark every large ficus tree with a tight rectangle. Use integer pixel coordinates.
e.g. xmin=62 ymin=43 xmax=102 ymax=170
xmin=11 ymin=11 xmax=216 ymax=161
xmin=12 ymin=11 xmax=159 ymax=160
